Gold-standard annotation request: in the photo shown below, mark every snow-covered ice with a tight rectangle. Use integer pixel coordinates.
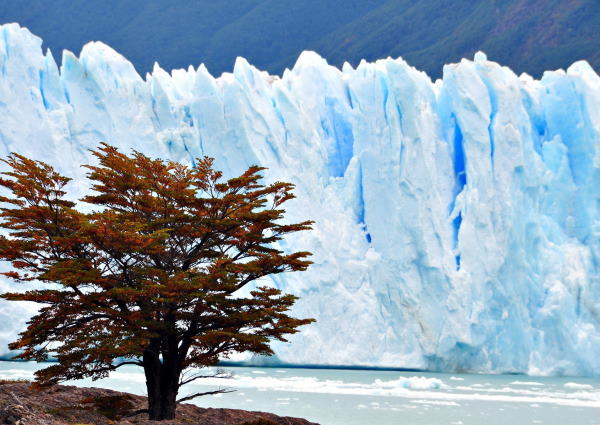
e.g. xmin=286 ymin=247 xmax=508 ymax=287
xmin=1 ymin=23 xmax=600 ymax=375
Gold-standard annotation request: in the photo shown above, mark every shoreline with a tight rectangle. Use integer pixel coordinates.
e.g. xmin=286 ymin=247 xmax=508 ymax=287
xmin=0 ymin=382 xmax=319 ymax=425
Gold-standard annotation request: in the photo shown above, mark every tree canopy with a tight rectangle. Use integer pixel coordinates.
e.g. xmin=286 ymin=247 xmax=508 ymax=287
xmin=0 ymin=144 xmax=314 ymax=420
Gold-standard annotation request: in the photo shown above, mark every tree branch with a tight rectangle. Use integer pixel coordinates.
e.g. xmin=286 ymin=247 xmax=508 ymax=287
xmin=81 ymin=360 xmax=143 ymax=376
xmin=178 ymin=369 xmax=232 ymax=387
xmin=177 ymin=388 xmax=235 ymax=403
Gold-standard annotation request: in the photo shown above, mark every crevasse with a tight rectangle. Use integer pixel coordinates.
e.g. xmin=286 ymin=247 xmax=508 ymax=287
xmin=1 ymin=24 xmax=600 ymax=376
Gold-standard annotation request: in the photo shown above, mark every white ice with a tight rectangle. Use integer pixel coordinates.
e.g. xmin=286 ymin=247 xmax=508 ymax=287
xmin=1 ymin=23 xmax=600 ymax=376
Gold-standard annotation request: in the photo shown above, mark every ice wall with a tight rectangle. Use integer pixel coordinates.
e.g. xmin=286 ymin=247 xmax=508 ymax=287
xmin=1 ymin=23 xmax=600 ymax=375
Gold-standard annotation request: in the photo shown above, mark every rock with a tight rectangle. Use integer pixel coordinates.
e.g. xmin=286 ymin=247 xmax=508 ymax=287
xmin=0 ymin=409 xmax=22 ymax=425
xmin=0 ymin=383 xmax=318 ymax=425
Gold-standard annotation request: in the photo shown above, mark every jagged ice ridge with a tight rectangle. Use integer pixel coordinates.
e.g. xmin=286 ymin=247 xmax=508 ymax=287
xmin=1 ymin=23 xmax=600 ymax=376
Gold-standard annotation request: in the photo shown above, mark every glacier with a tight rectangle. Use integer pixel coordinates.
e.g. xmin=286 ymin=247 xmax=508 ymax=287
xmin=1 ymin=23 xmax=600 ymax=376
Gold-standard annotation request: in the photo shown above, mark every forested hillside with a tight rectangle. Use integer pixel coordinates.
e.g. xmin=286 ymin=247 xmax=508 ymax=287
xmin=1 ymin=0 xmax=598 ymax=79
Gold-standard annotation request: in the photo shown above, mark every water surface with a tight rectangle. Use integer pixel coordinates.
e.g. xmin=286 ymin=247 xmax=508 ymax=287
xmin=2 ymin=361 xmax=600 ymax=425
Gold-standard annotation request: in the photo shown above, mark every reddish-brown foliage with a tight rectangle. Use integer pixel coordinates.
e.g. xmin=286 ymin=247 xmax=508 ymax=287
xmin=0 ymin=144 xmax=314 ymax=420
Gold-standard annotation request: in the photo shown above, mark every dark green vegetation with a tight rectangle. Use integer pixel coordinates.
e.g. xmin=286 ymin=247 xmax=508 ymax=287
xmin=1 ymin=0 xmax=598 ymax=79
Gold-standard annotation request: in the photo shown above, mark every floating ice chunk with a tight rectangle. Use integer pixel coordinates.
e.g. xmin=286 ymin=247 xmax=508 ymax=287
xmin=375 ymin=377 xmax=448 ymax=391
xmin=564 ymin=382 xmax=594 ymax=390
xmin=510 ymin=381 xmax=545 ymax=387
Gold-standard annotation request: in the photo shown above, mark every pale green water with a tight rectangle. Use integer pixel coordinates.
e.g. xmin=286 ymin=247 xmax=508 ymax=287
xmin=2 ymin=361 xmax=600 ymax=425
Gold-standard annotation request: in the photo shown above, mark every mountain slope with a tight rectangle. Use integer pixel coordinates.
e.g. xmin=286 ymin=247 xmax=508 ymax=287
xmin=0 ymin=0 xmax=598 ymax=78
xmin=319 ymin=0 xmax=600 ymax=79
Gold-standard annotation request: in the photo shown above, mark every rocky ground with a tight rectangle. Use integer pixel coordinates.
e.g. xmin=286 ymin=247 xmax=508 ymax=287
xmin=0 ymin=382 xmax=319 ymax=425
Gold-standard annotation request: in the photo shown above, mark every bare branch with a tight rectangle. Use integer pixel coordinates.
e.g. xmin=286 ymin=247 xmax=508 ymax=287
xmin=82 ymin=360 xmax=143 ymax=376
xmin=178 ymin=369 xmax=232 ymax=387
xmin=177 ymin=388 xmax=236 ymax=403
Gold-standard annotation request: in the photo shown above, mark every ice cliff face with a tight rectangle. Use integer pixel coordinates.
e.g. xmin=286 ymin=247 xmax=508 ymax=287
xmin=2 ymin=23 xmax=600 ymax=376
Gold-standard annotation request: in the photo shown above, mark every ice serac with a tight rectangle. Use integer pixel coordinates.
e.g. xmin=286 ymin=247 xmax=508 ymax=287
xmin=1 ymin=24 xmax=600 ymax=376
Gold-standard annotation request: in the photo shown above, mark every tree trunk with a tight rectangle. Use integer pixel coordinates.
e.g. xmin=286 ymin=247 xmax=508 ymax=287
xmin=143 ymin=348 xmax=180 ymax=421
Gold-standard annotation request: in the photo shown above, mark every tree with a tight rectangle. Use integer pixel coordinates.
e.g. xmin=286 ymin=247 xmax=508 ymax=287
xmin=0 ymin=144 xmax=314 ymax=421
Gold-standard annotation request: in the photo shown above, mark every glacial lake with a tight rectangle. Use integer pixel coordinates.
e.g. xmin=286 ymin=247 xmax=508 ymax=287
xmin=2 ymin=361 xmax=600 ymax=425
